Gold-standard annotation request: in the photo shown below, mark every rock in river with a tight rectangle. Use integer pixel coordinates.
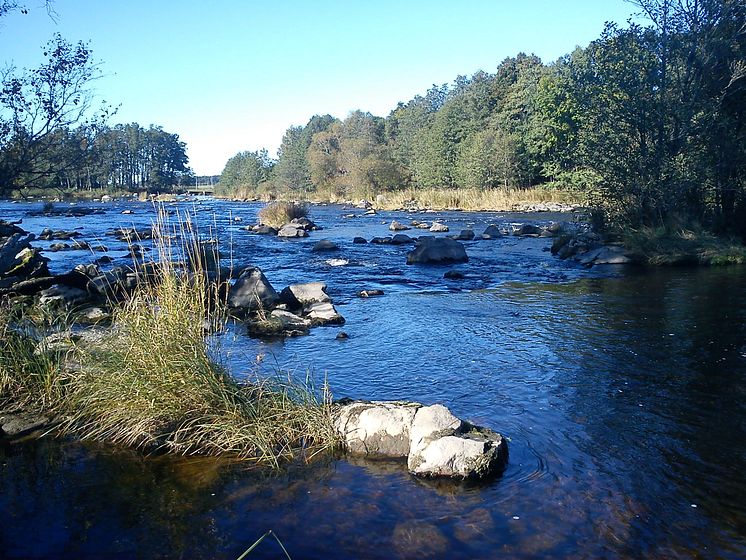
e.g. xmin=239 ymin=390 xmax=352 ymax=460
xmin=227 ymin=267 xmax=279 ymax=312
xmin=406 ymin=236 xmax=468 ymax=265
xmin=333 ymin=400 xmax=507 ymax=478
xmin=312 ymin=239 xmax=339 ymax=252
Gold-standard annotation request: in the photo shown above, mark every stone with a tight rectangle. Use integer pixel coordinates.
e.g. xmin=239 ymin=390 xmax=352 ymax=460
xmin=577 ymin=245 xmax=633 ymax=266
xmin=77 ymin=306 xmax=110 ymax=324
xmin=335 ymin=331 xmax=350 ymax=340
xmin=334 ymin=400 xmax=421 ymax=457
xmin=0 ymin=219 xmax=26 ymax=237
xmin=391 ymin=234 xmax=414 ymax=245
xmin=453 ymin=229 xmax=475 ymax=241
xmin=333 ymin=399 xmax=508 ymax=479
xmin=429 ymin=222 xmax=449 ymax=232
xmin=358 ymin=289 xmax=384 ymax=298
xmin=281 ymin=282 xmax=330 ymax=307
xmin=370 ymin=236 xmax=392 ymax=244
xmin=251 ymin=225 xmax=277 ymax=235
xmin=444 ymin=270 xmax=465 ymax=280
xmin=38 ymin=285 xmax=90 ymax=308
xmin=481 ymin=224 xmax=503 ymax=239
xmin=305 ymin=301 xmax=345 ymax=325
xmin=406 ymin=237 xmax=468 ymax=265
xmin=353 ymin=236 xmax=367 ymax=244
xmin=389 ymin=220 xmax=410 ymax=231
xmin=408 ymin=404 xmax=462 ymax=457
xmin=291 ymin=217 xmax=321 ymax=231
xmin=407 ymin=433 xmax=506 ymax=478
xmin=312 ymin=239 xmax=339 ymax=252
xmin=277 ymin=224 xmax=308 ymax=238
xmin=1 ymin=412 xmax=52 ymax=439
xmin=513 ymin=223 xmax=542 ymax=236
xmin=227 ymin=267 xmax=279 ymax=311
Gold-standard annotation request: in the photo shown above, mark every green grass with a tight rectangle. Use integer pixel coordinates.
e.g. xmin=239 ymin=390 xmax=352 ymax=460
xmin=623 ymin=226 xmax=746 ymax=266
xmin=257 ymin=201 xmax=309 ymax=228
xmin=0 ymin=307 xmax=67 ymax=413
xmin=2 ymin=210 xmax=339 ymax=466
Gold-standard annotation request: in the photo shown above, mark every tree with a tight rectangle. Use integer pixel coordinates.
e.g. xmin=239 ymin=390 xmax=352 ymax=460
xmin=217 ymin=149 xmax=273 ymax=196
xmin=0 ymin=33 xmax=111 ymax=195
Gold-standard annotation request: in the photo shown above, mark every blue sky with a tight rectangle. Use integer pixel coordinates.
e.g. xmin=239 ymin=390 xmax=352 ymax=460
xmin=0 ymin=1 xmax=642 ymax=175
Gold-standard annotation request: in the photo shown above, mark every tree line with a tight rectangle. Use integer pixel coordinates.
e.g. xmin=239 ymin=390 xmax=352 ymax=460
xmin=0 ymin=33 xmax=192 ymax=196
xmin=220 ymin=0 xmax=745 ymax=239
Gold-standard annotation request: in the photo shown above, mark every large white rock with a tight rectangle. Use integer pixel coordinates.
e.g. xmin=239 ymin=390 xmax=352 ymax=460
xmin=305 ymin=301 xmax=344 ymax=325
xmin=333 ymin=400 xmax=507 ymax=478
xmin=334 ymin=401 xmax=420 ymax=457
xmin=408 ymin=404 xmax=462 ymax=456
xmin=282 ymin=282 xmax=330 ymax=305
xmin=408 ymin=434 xmax=506 ymax=478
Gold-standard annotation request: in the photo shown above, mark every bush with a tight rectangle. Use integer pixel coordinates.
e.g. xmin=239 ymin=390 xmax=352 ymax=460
xmin=258 ymin=201 xmax=309 ymax=228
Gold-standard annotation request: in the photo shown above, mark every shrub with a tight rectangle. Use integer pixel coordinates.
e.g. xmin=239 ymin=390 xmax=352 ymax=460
xmin=258 ymin=201 xmax=309 ymax=228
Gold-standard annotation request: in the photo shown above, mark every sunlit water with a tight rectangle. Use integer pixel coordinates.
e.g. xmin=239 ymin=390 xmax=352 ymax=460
xmin=1 ymin=198 xmax=745 ymax=559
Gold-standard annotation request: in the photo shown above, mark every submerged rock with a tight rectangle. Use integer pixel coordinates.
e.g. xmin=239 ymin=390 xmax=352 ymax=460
xmin=352 ymin=236 xmax=367 ymax=244
xmin=406 ymin=237 xmax=468 ymax=265
xmin=333 ymin=400 xmax=507 ymax=478
xmin=312 ymin=239 xmax=339 ymax=252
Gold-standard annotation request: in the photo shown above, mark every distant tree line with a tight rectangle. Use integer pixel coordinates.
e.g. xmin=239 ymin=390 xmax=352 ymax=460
xmin=221 ymin=0 xmax=745 ymax=238
xmin=0 ymin=31 xmax=192 ymax=196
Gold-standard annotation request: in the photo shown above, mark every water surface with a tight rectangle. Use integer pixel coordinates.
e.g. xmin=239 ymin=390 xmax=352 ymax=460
xmin=1 ymin=199 xmax=744 ymax=558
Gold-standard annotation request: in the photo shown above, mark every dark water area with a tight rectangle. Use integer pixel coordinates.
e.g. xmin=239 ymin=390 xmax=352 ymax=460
xmin=1 ymin=198 xmax=745 ymax=558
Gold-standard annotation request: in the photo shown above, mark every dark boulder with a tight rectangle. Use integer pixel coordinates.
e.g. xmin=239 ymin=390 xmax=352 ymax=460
xmin=353 ymin=236 xmax=368 ymax=244
xmin=481 ymin=225 xmax=503 ymax=239
xmin=406 ymin=237 xmax=468 ymax=265
xmin=312 ymin=239 xmax=340 ymax=252
xmin=227 ymin=267 xmax=280 ymax=312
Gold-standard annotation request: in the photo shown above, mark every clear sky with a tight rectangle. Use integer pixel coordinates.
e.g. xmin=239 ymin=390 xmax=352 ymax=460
xmin=0 ymin=1 xmax=642 ymax=175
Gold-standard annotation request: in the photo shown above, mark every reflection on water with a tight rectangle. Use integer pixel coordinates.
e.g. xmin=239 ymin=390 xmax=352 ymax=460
xmin=1 ymin=200 xmax=745 ymax=558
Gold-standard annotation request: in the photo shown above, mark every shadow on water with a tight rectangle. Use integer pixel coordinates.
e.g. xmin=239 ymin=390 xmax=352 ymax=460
xmin=1 ymin=200 xmax=746 ymax=558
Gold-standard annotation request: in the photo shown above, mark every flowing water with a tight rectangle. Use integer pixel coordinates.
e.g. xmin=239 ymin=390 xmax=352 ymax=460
xmin=1 ymin=198 xmax=745 ymax=559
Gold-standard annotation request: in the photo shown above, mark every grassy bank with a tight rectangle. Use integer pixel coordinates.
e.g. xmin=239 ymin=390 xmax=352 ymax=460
xmin=222 ymin=185 xmax=582 ymax=212
xmin=623 ymin=226 xmax=746 ymax=266
xmin=0 ymin=213 xmax=338 ymax=465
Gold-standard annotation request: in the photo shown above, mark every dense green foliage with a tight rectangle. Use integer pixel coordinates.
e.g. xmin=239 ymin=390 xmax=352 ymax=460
xmin=221 ymin=0 xmax=745 ymax=239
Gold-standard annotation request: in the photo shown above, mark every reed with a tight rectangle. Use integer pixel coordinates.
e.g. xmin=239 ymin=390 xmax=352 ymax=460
xmin=59 ymin=210 xmax=337 ymax=464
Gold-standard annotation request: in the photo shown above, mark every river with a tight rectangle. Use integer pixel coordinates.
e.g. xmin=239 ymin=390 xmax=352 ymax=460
xmin=1 ymin=198 xmax=745 ymax=559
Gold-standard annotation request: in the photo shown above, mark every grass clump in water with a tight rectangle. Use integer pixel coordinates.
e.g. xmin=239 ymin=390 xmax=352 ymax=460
xmin=257 ymin=201 xmax=309 ymax=228
xmin=40 ymin=211 xmax=337 ymax=465
xmin=0 ymin=306 xmax=67 ymax=413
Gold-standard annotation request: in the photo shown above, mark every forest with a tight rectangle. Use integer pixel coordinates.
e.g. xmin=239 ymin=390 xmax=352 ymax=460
xmin=220 ymin=0 xmax=745 ymax=239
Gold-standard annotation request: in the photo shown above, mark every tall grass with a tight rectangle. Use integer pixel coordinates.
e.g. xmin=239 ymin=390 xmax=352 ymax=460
xmin=298 ymin=186 xmax=581 ymax=211
xmin=0 ymin=306 xmax=67 ymax=413
xmin=59 ymin=210 xmax=337 ymax=464
xmin=257 ymin=201 xmax=309 ymax=228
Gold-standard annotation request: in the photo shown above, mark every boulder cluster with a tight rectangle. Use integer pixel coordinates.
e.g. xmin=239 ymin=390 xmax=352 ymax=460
xmin=333 ymin=400 xmax=508 ymax=479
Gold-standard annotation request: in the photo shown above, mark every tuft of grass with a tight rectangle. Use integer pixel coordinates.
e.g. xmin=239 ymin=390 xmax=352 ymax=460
xmin=624 ymin=226 xmax=746 ymax=266
xmin=257 ymin=201 xmax=309 ymax=228
xmin=58 ymin=210 xmax=337 ymax=465
xmin=0 ymin=306 xmax=68 ymax=413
